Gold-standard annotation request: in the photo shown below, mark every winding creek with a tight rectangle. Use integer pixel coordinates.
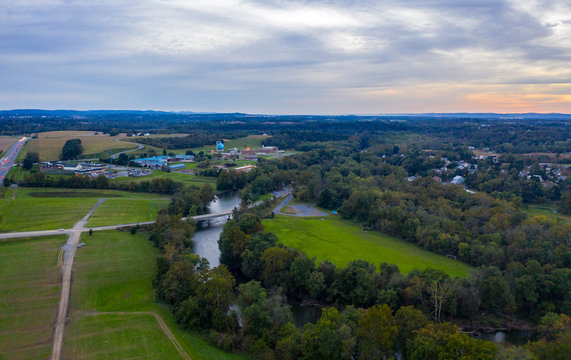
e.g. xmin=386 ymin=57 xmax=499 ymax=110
xmin=191 ymin=192 xmax=533 ymax=343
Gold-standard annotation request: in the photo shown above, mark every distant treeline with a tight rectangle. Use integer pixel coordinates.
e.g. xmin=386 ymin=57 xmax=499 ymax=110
xmin=1 ymin=112 xmax=569 ymax=154
xmin=137 ymin=132 xmax=246 ymax=150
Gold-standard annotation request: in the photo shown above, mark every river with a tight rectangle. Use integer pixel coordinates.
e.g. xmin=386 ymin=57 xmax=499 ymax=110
xmin=192 ymin=192 xmax=242 ymax=267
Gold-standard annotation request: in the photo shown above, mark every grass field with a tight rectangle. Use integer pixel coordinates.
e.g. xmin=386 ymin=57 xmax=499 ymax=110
xmin=26 ymin=131 xmax=139 ymax=161
xmin=65 ymin=230 xmax=245 ymax=360
xmin=111 ymin=170 xmax=217 ymax=187
xmin=0 ymin=188 xmax=100 ymax=232
xmin=264 ymin=215 xmax=472 ymax=278
xmin=523 ymin=204 xmax=570 ymax=224
xmin=0 ymin=187 xmax=169 ymax=232
xmin=87 ymin=198 xmax=169 ymax=227
xmin=0 ymin=135 xmax=19 ymax=154
xmin=0 ymin=235 xmax=67 ymax=359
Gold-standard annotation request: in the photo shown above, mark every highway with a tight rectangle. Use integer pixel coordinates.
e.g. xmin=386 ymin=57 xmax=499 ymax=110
xmin=0 ymin=136 xmax=29 ymax=182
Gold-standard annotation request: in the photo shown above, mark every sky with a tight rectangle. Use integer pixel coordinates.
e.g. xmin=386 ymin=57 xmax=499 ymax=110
xmin=1 ymin=0 xmax=571 ymax=114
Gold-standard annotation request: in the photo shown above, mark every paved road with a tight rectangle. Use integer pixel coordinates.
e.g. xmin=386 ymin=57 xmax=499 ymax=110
xmin=0 ymin=136 xmax=29 ymax=182
xmin=50 ymin=199 xmax=105 ymax=360
xmin=273 ymin=194 xmax=329 ymax=217
xmin=110 ymin=139 xmax=144 ymax=159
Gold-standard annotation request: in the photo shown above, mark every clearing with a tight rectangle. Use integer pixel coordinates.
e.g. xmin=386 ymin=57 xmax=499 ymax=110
xmin=64 ymin=230 xmax=244 ymax=360
xmin=264 ymin=215 xmax=472 ymax=278
xmin=523 ymin=204 xmax=570 ymax=224
xmin=0 ymin=235 xmax=67 ymax=360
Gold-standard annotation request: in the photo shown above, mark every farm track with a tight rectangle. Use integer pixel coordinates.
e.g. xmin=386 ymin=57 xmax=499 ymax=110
xmin=83 ymin=311 xmax=192 ymax=360
xmin=50 ymin=199 xmax=105 ymax=360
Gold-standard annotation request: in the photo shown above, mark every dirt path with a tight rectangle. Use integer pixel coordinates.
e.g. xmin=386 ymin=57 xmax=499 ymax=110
xmin=50 ymin=199 xmax=105 ymax=360
xmin=84 ymin=311 xmax=191 ymax=360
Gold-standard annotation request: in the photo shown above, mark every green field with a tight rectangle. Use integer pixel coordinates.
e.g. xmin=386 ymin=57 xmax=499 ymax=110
xmin=87 ymin=198 xmax=169 ymax=227
xmin=0 ymin=235 xmax=67 ymax=359
xmin=523 ymin=204 xmax=570 ymax=224
xmin=110 ymin=170 xmax=217 ymax=187
xmin=0 ymin=188 xmax=169 ymax=232
xmin=264 ymin=215 xmax=472 ymax=278
xmin=0 ymin=187 xmax=100 ymax=232
xmin=65 ymin=230 xmax=244 ymax=360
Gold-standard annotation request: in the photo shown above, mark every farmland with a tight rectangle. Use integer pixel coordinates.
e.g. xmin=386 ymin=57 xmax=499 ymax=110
xmin=86 ymin=198 xmax=169 ymax=227
xmin=0 ymin=188 xmax=169 ymax=232
xmin=65 ymin=230 xmax=244 ymax=360
xmin=0 ymin=135 xmax=19 ymax=156
xmin=0 ymin=187 xmax=100 ymax=232
xmin=264 ymin=215 xmax=472 ymax=277
xmin=25 ymin=131 xmax=140 ymax=161
xmin=0 ymin=235 xmax=66 ymax=360
xmin=110 ymin=170 xmax=217 ymax=187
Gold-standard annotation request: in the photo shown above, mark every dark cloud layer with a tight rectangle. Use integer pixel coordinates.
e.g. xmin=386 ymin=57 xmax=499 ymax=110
xmin=1 ymin=0 xmax=570 ymax=113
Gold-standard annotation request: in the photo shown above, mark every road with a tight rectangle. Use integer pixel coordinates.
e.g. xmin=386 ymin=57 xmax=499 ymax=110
xmin=0 ymin=136 xmax=29 ymax=182
xmin=110 ymin=139 xmax=144 ymax=159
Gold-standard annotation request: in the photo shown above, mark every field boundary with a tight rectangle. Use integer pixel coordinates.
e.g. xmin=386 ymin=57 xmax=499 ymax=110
xmin=82 ymin=311 xmax=192 ymax=360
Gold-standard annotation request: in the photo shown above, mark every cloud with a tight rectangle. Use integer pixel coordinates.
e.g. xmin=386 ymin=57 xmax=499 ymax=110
xmin=0 ymin=0 xmax=570 ymax=113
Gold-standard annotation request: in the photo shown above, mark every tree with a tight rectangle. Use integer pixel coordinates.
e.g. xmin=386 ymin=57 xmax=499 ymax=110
xmin=395 ymin=305 xmax=429 ymax=352
xmin=358 ymin=304 xmax=398 ymax=360
xmin=558 ymin=192 xmax=571 ymax=215
xmin=61 ymin=139 xmax=83 ymax=160
xmin=23 ymin=152 xmax=39 ymax=170
xmin=427 ymin=279 xmax=454 ymax=323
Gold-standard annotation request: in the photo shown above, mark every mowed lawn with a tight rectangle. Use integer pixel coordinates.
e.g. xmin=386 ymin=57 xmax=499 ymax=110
xmin=0 ymin=188 xmax=99 ymax=232
xmin=65 ymin=230 xmax=244 ymax=360
xmin=0 ymin=188 xmax=171 ymax=232
xmin=264 ymin=215 xmax=472 ymax=278
xmin=87 ymin=198 xmax=169 ymax=227
xmin=111 ymin=170 xmax=217 ymax=187
xmin=0 ymin=235 xmax=67 ymax=360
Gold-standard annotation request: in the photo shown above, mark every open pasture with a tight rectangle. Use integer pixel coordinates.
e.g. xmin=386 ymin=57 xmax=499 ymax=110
xmin=87 ymin=198 xmax=169 ymax=227
xmin=0 ymin=188 xmax=168 ymax=232
xmin=65 ymin=230 xmax=244 ymax=360
xmin=264 ymin=215 xmax=472 ymax=278
xmin=0 ymin=135 xmax=19 ymax=155
xmin=26 ymin=131 xmax=139 ymax=161
xmin=0 ymin=235 xmax=66 ymax=360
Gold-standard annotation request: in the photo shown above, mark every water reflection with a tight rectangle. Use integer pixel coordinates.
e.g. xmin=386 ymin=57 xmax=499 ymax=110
xmin=192 ymin=192 xmax=242 ymax=268
xmin=479 ymin=330 xmax=536 ymax=345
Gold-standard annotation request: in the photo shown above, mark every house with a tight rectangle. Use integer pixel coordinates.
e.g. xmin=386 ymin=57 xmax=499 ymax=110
xmin=451 ymin=175 xmax=465 ymax=185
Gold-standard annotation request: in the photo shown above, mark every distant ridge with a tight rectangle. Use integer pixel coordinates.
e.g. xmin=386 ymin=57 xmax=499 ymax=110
xmin=1 ymin=109 xmax=570 ymax=120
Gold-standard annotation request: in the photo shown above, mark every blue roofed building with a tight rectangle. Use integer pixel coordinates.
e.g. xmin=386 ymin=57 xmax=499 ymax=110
xmin=133 ymin=156 xmax=169 ymax=168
